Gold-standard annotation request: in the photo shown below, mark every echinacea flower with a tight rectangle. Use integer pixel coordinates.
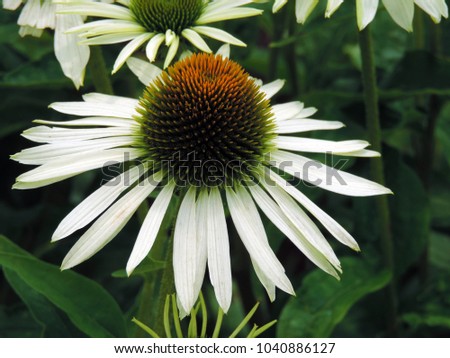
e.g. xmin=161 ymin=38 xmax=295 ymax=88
xmin=2 ymin=0 xmax=113 ymax=88
xmin=58 ymin=0 xmax=262 ymax=72
xmin=13 ymin=46 xmax=391 ymax=313
xmin=272 ymin=0 xmax=448 ymax=31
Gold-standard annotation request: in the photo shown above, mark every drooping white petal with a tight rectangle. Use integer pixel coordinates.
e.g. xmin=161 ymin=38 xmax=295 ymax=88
xmin=193 ymin=189 xmax=209 ymax=305
xmin=15 ymin=148 xmax=142 ymax=189
xmin=145 ymin=33 xmax=165 ymax=62
xmin=54 ymin=14 xmax=90 ymax=89
xmin=61 ymin=172 xmax=163 ymax=270
xmin=207 ymin=187 xmax=232 ymax=313
xmin=275 ymin=137 xmax=370 ymax=154
xmin=260 ymin=79 xmax=285 ymax=99
xmin=50 ymin=99 xmax=137 ymax=118
xmin=275 ymin=119 xmax=344 ymax=134
xmin=126 ymin=181 xmax=176 ymax=275
xmin=261 ymin=181 xmax=341 ymax=269
xmin=197 ymin=7 xmax=262 ymax=24
xmin=181 ymin=28 xmax=212 ymax=53
xmin=192 ymin=26 xmax=246 ymax=47
xmin=273 ymin=0 xmax=288 ymax=13
xmin=252 ymin=259 xmax=276 ymax=301
xmin=17 ymin=0 xmax=40 ymax=27
xmin=37 ymin=1 xmax=56 ymax=29
xmin=270 ymin=150 xmax=393 ymax=197
xmin=356 ymin=0 xmax=379 ymax=30
xmin=12 ymin=136 xmax=136 ymax=165
xmin=325 ymin=0 xmax=344 ymax=17
xmin=113 ymin=33 xmax=154 ymax=73
xmin=248 ymin=184 xmax=341 ymax=278
xmin=272 ymin=102 xmax=305 ymax=121
xmin=3 ymin=0 xmax=23 ymax=11
xmin=267 ymin=168 xmax=360 ymax=250
xmin=126 ymin=57 xmax=163 ymax=86
xmin=226 ymin=186 xmax=294 ymax=295
xmin=57 ymin=2 xmax=134 ymax=21
xmin=22 ymin=125 xmax=137 ymax=143
xmin=296 ymin=0 xmax=319 ymax=24
xmin=382 ymin=0 xmax=414 ymax=31
xmin=173 ymin=186 xmax=198 ymax=313
xmin=82 ymin=92 xmax=139 ymax=109
xmin=216 ymin=44 xmax=230 ymax=58
xmin=34 ymin=117 xmax=138 ymax=128
xmin=163 ymin=35 xmax=180 ymax=69
xmin=52 ymin=165 xmax=146 ymax=242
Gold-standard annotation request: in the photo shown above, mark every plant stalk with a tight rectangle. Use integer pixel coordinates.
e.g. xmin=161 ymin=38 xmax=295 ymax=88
xmin=358 ymin=26 xmax=397 ymax=336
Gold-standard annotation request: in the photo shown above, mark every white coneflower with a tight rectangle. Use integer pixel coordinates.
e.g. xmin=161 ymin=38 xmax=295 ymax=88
xmin=58 ymin=0 xmax=262 ymax=71
xmin=13 ymin=45 xmax=391 ymax=313
xmin=271 ymin=0 xmax=448 ymax=31
xmin=2 ymin=0 xmax=113 ymax=88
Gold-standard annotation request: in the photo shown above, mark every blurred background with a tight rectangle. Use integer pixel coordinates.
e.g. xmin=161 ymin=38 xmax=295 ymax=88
xmin=0 ymin=1 xmax=449 ymax=338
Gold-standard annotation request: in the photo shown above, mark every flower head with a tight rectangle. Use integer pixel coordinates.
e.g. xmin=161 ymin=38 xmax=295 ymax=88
xmin=272 ymin=0 xmax=448 ymax=31
xmin=59 ymin=0 xmax=263 ymax=71
xmin=13 ymin=46 xmax=391 ymax=313
xmin=2 ymin=0 xmax=113 ymax=88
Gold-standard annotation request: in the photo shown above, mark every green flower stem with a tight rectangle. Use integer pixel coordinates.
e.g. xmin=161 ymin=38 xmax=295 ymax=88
xmin=133 ymin=194 xmax=181 ymax=338
xmin=358 ymin=26 xmax=397 ymax=336
xmin=88 ymin=47 xmax=114 ymax=95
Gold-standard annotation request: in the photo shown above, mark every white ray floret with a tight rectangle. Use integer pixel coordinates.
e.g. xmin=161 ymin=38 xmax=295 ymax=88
xmin=13 ymin=48 xmax=391 ymax=313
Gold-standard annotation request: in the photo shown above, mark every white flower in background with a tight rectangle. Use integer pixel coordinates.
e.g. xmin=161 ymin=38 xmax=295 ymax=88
xmin=271 ymin=0 xmax=448 ymax=31
xmin=12 ymin=45 xmax=391 ymax=314
xmin=58 ymin=0 xmax=262 ymax=71
xmin=2 ymin=0 xmax=113 ymax=88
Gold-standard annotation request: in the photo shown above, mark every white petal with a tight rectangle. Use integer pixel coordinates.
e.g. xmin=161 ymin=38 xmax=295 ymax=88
xmin=126 ymin=181 xmax=176 ymax=275
xmin=61 ymin=173 xmax=162 ymax=270
xmin=252 ymin=259 xmax=276 ymax=301
xmin=267 ymin=168 xmax=360 ymax=250
xmin=226 ymin=186 xmax=294 ymax=295
xmin=356 ymin=0 xmax=379 ymax=30
xmin=145 ymin=33 xmax=165 ymax=62
xmin=275 ymin=137 xmax=370 ymax=154
xmin=261 ymin=181 xmax=341 ymax=269
xmin=193 ymin=189 xmax=209 ymax=304
xmin=34 ymin=117 xmax=137 ymax=128
xmin=3 ymin=0 xmax=23 ymax=11
xmin=17 ymin=0 xmax=40 ymax=27
xmin=272 ymin=102 xmax=305 ymax=121
xmin=207 ymin=187 xmax=232 ymax=313
xmin=12 ymin=136 xmax=136 ymax=165
xmin=216 ymin=44 xmax=230 ymax=58
xmin=273 ymin=0 xmax=288 ymax=13
xmin=22 ymin=125 xmax=136 ymax=143
xmin=126 ymin=57 xmax=163 ymax=86
xmin=163 ymin=35 xmax=180 ymax=69
xmin=15 ymin=148 xmax=142 ymax=189
xmin=181 ymin=28 xmax=212 ymax=53
xmin=113 ymin=32 xmax=153 ymax=73
xmin=197 ymin=7 xmax=262 ymax=24
xmin=82 ymin=92 xmax=139 ymax=109
xmin=260 ymin=79 xmax=285 ymax=99
xmin=173 ymin=187 xmax=198 ymax=313
xmin=325 ymin=0 xmax=344 ymax=17
xmin=249 ymin=184 xmax=340 ymax=278
xmin=296 ymin=0 xmax=319 ymax=23
xmin=52 ymin=165 xmax=145 ymax=241
xmin=57 ymin=2 xmax=133 ymax=21
xmin=270 ymin=149 xmax=393 ymax=197
xmin=50 ymin=99 xmax=137 ymax=118
xmin=382 ymin=0 xmax=414 ymax=31
xmin=192 ymin=26 xmax=246 ymax=47
xmin=275 ymin=119 xmax=344 ymax=134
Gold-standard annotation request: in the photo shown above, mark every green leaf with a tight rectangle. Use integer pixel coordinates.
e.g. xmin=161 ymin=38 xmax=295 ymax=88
xmin=0 ymin=235 xmax=127 ymax=337
xmin=112 ymin=256 xmax=166 ymax=278
xmin=384 ymin=150 xmax=430 ymax=275
xmin=402 ymin=313 xmax=450 ymax=330
xmin=277 ymin=257 xmax=391 ymax=338
xmin=385 ymin=51 xmax=450 ymax=93
xmin=429 ymin=232 xmax=450 ymax=272
xmin=3 ymin=268 xmax=81 ymax=337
